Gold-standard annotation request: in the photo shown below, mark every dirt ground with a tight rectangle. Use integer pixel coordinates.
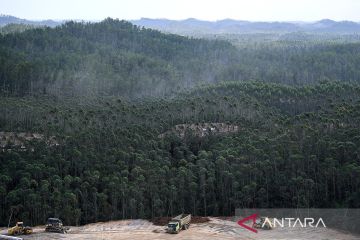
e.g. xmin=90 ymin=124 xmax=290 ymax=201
xmin=1 ymin=218 xmax=359 ymax=240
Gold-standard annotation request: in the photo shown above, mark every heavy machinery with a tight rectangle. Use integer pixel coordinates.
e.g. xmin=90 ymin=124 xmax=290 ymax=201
xmin=167 ymin=214 xmax=191 ymax=234
xmin=45 ymin=218 xmax=67 ymax=233
xmin=7 ymin=222 xmax=33 ymax=235
xmin=253 ymin=217 xmax=272 ymax=230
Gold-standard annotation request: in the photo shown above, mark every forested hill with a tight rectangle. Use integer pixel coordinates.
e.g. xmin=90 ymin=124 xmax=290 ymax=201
xmin=0 ymin=81 xmax=360 ymax=226
xmin=0 ymin=15 xmax=60 ymax=27
xmin=3 ymin=18 xmax=360 ymax=99
xmin=132 ymin=18 xmax=360 ymax=35
xmin=0 ymin=18 xmax=235 ymax=98
xmin=1 ymin=17 xmax=360 ymax=227
xmin=2 ymin=15 xmax=360 ymax=34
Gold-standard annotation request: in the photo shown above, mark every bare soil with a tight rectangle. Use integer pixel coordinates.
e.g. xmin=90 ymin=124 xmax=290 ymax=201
xmin=151 ymin=216 xmax=210 ymax=226
xmin=1 ymin=218 xmax=359 ymax=240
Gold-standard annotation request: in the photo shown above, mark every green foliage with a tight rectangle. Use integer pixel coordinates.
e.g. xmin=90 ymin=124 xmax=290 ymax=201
xmin=1 ymin=19 xmax=360 ymax=226
xmin=0 ymin=23 xmax=41 ymax=35
xmin=2 ymin=19 xmax=360 ymax=99
xmin=1 ymin=81 xmax=360 ymax=226
xmin=0 ymin=19 xmax=234 ymax=98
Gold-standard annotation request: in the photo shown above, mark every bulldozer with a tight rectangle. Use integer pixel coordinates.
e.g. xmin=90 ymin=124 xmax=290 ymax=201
xmin=8 ymin=222 xmax=33 ymax=235
xmin=45 ymin=218 xmax=68 ymax=233
xmin=253 ymin=217 xmax=272 ymax=230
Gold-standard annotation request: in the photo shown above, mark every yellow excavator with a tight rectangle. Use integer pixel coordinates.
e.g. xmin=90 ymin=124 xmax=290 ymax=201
xmin=8 ymin=222 xmax=33 ymax=235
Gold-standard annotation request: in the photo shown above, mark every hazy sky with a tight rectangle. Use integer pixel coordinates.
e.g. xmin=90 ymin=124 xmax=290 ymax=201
xmin=1 ymin=0 xmax=360 ymax=22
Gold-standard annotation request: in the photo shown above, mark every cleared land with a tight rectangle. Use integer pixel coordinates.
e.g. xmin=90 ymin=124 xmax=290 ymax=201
xmin=1 ymin=218 xmax=359 ymax=240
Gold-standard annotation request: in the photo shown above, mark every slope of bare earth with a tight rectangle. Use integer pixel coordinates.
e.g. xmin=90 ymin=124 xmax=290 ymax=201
xmin=158 ymin=123 xmax=240 ymax=138
xmin=0 ymin=132 xmax=58 ymax=151
xmin=1 ymin=218 xmax=359 ymax=240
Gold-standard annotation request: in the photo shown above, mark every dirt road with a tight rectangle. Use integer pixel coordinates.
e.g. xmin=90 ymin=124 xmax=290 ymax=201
xmin=1 ymin=218 xmax=359 ymax=240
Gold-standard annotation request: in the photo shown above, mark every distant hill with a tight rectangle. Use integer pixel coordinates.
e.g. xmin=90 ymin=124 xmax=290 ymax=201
xmin=1 ymin=16 xmax=360 ymax=99
xmin=131 ymin=18 xmax=360 ymax=35
xmin=0 ymin=18 xmax=235 ymax=98
xmin=2 ymin=15 xmax=360 ymax=34
xmin=0 ymin=14 xmax=61 ymax=27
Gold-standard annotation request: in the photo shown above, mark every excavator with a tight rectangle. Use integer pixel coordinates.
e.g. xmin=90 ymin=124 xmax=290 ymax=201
xmin=8 ymin=222 xmax=33 ymax=235
xmin=253 ymin=217 xmax=272 ymax=230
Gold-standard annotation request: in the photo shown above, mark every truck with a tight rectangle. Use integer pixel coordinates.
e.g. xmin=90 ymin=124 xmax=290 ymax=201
xmin=167 ymin=214 xmax=191 ymax=234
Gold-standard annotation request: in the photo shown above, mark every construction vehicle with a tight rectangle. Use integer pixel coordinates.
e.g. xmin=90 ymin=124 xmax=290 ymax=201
xmin=167 ymin=214 xmax=191 ymax=234
xmin=45 ymin=218 xmax=67 ymax=233
xmin=7 ymin=222 xmax=33 ymax=235
xmin=253 ymin=217 xmax=272 ymax=230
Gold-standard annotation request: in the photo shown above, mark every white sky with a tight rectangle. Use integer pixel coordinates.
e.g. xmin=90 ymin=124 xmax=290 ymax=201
xmin=1 ymin=0 xmax=360 ymax=22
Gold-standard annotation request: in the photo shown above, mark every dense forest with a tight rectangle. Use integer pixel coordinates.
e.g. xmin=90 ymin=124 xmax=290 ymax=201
xmin=0 ymin=23 xmax=41 ymax=35
xmin=1 ymin=19 xmax=360 ymax=227
xmin=1 ymin=81 xmax=360 ymax=226
xmin=0 ymin=18 xmax=234 ymax=98
xmin=1 ymin=19 xmax=360 ymax=99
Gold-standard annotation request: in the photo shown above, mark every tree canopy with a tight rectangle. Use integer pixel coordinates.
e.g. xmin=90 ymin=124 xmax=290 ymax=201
xmin=1 ymin=81 xmax=360 ymax=226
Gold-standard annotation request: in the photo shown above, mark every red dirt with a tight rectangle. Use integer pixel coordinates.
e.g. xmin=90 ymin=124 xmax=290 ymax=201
xmin=151 ymin=217 xmax=171 ymax=226
xmin=191 ymin=216 xmax=210 ymax=224
xmin=216 ymin=216 xmax=234 ymax=221
xmin=151 ymin=216 xmax=210 ymax=226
